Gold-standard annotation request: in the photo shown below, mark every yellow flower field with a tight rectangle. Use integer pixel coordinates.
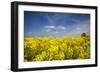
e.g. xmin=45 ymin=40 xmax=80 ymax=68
xmin=24 ymin=35 xmax=90 ymax=62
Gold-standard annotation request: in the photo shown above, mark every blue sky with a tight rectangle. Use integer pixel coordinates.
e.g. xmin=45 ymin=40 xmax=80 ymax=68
xmin=24 ymin=11 xmax=90 ymax=37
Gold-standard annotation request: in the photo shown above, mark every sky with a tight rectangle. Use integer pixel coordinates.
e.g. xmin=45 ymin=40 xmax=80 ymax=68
xmin=24 ymin=11 xmax=90 ymax=37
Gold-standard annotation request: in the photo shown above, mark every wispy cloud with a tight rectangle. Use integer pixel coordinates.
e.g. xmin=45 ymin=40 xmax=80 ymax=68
xmin=66 ymin=20 xmax=90 ymax=36
xmin=46 ymin=15 xmax=55 ymax=25
xmin=44 ymin=25 xmax=56 ymax=29
xmin=57 ymin=26 xmax=66 ymax=30
xmin=44 ymin=25 xmax=66 ymax=30
xmin=44 ymin=28 xmax=52 ymax=32
xmin=43 ymin=25 xmax=66 ymax=36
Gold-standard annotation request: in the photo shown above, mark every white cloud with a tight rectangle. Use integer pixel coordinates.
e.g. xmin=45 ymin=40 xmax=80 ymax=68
xmin=44 ymin=25 xmax=66 ymax=30
xmin=43 ymin=25 xmax=66 ymax=37
xmin=43 ymin=19 xmax=90 ymax=37
xmin=28 ymin=32 xmax=32 ymax=34
xmin=44 ymin=25 xmax=55 ymax=29
xmin=45 ymin=28 xmax=52 ymax=32
xmin=57 ymin=26 xmax=66 ymax=30
xmin=43 ymin=25 xmax=66 ymax=35
xmin=67 ymin=20 xmax=90 ymax=36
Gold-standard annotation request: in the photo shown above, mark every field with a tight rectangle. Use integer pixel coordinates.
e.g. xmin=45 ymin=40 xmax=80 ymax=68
xmin=24 ymin=35 xmax=90 ymax=62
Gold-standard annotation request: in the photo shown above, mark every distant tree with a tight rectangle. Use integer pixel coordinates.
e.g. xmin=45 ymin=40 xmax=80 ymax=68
xmin=81 ymin=33 xmax=86 ymax=37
